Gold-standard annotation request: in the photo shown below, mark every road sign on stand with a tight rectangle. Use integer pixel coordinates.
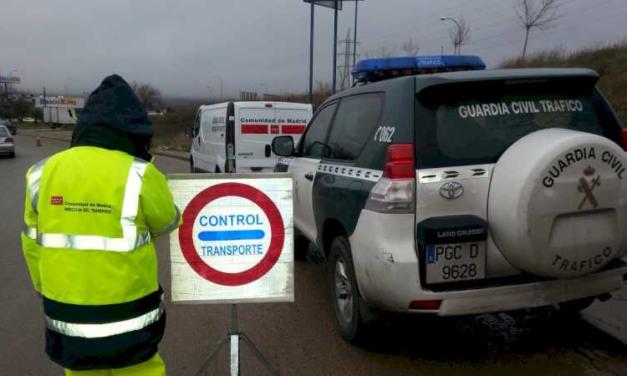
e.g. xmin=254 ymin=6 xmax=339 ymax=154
xmin=169 ymin=174 xmax=292 ymax=376
xmin=169 ymin=174 xmax=294 ymax=304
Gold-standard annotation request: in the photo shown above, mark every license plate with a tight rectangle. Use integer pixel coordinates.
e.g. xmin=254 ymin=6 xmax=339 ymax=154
xmin=425 ymin=242 xmax=486 ymax=284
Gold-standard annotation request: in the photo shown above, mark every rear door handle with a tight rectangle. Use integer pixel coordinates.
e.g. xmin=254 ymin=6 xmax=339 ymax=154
xmin=304 ymin=172 xmax=314 ymax=181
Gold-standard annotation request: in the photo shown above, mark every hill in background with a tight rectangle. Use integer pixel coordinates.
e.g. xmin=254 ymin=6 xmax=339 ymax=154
xmin=501 ymin=42 xmax=627 ymax=125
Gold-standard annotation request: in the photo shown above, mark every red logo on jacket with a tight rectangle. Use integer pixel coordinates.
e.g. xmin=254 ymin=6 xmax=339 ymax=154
xmin=50 ymin=196 xmax=64 ymax=205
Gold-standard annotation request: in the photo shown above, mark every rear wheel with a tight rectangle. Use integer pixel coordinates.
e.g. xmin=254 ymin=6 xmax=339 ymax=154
xmin=558 ymin=297 xmax=595 ymax=314
xmin=9 ymin=152 xmax=15 ymax=158
xmin=328 ymin=236 xmax=374 ymax=344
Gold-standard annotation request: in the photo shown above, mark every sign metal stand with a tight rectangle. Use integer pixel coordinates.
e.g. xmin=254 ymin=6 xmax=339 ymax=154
xmin=195 ymin=305 xmax=278 ymax=376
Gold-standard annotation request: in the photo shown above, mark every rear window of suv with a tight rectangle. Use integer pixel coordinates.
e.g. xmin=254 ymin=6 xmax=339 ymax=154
xmin=0 ymin=127 xmax=9 ymax=137
xmin=415 ymin=83 xmax=622 ymax=168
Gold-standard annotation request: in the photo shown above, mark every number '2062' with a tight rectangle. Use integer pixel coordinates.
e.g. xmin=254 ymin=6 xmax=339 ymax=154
xmin=374 ymin=126 xmax=395 ymax=143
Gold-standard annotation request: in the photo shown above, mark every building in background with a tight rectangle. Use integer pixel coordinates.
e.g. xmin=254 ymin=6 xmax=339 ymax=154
xmin=35 ymin=96 xmax=85 ymax=125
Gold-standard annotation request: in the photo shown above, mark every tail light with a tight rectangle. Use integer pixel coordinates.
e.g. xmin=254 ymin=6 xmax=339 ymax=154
xmin=365 ymin=144 xmax=416 ymax=213
xmin=621 ymin=129 xmax=627 ymax=151
xmin=4 ymin=137 xmax=13 ymax=143
xmin=409 ymin=300 xmax=442 ymax=311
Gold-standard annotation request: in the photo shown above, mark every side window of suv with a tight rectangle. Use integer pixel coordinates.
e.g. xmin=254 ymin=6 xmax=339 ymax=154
xmin=326 ymin=93 xmax=385 ymax=160
xmin=301 ymin=102 xmax=338 ymax=158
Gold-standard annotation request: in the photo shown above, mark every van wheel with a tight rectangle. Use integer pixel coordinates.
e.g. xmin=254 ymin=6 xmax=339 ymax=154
xmin=328 ymin=236 xmax=374 ymax=344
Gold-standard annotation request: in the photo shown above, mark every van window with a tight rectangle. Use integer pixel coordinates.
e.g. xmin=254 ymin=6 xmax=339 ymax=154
xmin=326 ymin=93 xmax=384 ymax=160
xmin=193 ymin=111 xmax=201 ymax=136
xmin=301 ymin=103 xmax=337 ymax=158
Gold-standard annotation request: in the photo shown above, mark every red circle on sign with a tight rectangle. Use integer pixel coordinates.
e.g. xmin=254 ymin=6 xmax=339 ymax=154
xmin=178 ymin=182 xmax=285 ymax=286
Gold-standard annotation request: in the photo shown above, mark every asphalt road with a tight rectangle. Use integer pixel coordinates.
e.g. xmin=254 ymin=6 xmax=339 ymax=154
xmin=2 ymin=135 xmax=627 ymax=375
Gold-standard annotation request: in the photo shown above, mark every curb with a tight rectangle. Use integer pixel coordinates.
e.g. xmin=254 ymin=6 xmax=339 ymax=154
xmin=153 ymin=150 xmax=190 ymax=162
xmin=19 ymin=131 xmax=190 ymax=162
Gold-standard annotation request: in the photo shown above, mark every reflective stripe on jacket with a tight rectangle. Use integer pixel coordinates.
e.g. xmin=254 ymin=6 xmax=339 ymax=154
xmin=21 ymin=146 xmax=180 ymax=370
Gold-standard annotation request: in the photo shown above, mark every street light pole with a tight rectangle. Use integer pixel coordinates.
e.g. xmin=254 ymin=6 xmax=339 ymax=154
xmin=332 ymin=0 xmax=338 ymax=94
xmin=440 ymin=17 xmax=463 ymax=55
xmin=308 ymin=1 xmax=315 ymax=104
xmin=353 ymin=1 xmax=359 ymax=68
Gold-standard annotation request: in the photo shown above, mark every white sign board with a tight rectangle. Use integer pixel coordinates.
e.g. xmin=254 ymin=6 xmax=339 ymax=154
xmin=168 ymin=174 xmax=293 ymax=304
xmin=303 ymin=0 xmax=343 ymax=10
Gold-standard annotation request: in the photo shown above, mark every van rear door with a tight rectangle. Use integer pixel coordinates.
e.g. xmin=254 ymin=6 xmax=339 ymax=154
xmin=235 ymin=102 xmax=312 ymax=173
xmin=274 ymin=104 xmax=312 ymax=147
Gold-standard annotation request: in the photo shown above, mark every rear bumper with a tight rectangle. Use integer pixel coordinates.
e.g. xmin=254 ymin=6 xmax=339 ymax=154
xmin=349 ymin=209 xmax=627 ymax=316
xmin=433 ymin=267 xmax=626 ymax=315
xmin=359 ymin=251 xmax=626 ymax=316
xmin=0 ymin=144 xmax=14 ymax=153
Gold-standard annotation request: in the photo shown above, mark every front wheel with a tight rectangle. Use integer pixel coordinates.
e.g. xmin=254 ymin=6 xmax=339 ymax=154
xmin=294 ymin=229 xmax=309 ymax=260
xmin=328 ymin=236 xmax=374 ymax=344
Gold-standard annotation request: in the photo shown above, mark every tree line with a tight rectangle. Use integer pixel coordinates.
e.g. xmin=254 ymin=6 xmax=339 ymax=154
xmin=362 ymin=0 xmax=560 ymax=59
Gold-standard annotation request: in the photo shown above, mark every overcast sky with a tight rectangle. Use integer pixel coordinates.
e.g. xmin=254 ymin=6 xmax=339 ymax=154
xmin=1 ymin=0 xmax=626 ymax=99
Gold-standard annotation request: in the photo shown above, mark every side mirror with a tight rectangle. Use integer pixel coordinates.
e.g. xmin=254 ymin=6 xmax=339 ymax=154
xmin=185 ymin=127 xmax=198 ymax=138
xmin=272 ymin=136 xmax=295 ymax=157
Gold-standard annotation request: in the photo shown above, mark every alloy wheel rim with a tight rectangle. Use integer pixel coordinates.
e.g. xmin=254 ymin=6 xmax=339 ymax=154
xmin=334 ymin=257 xmax=354 ymax=324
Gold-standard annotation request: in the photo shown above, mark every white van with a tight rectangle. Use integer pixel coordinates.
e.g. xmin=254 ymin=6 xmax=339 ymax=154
xmin=190 ymin=101 xmax=312 ymax=173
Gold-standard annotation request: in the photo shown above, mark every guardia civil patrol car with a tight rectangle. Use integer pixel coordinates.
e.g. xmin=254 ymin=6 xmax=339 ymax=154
xmin=272 ymin=55 xmax=627 ymax=343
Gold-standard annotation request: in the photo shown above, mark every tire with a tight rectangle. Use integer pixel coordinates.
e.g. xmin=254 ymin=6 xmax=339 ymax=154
xmin=558 ymin=297 xmax=595 ymax=314
xmin=328 ymin=236 xmax=374 ymax=344
xmin=488 ymin=129 xmax=627 ymax=279
xmin=294 ymin=230 xmax=309 ymax=260
xmin=9 ymin=152 xmax=15 ymax=158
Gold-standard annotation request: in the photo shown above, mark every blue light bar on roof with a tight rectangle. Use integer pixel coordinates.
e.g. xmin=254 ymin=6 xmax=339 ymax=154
xmin=352 ymin=55 xmax=486 ymax=84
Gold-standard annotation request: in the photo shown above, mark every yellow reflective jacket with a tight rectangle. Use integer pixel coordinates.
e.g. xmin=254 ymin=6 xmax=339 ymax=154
xmin=21 ymin=146 xmax=180 ymax=370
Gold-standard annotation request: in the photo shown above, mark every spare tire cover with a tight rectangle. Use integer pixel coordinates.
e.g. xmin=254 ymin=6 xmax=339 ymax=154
xmin=488 ymin=128 xmax=627 ymax=278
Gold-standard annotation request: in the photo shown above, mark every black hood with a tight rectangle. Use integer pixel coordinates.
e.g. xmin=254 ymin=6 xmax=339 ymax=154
xmin=71 ymin=74 xmax=153 ymax=160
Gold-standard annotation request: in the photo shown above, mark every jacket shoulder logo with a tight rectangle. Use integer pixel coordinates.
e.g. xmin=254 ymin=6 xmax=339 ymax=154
xmin=50 ymin=196 xmax=64 ymax=205
xmin=439 ymin=181 xmax=464 ymax=199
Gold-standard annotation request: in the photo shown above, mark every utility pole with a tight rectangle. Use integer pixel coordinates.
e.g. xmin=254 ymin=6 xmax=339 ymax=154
xmin=337 ymin=28 xmax=356 ymax=90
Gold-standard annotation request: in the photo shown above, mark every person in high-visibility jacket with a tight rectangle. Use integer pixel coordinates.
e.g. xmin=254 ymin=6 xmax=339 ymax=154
xmin=21 ymin=75 xmax=180 ymax=375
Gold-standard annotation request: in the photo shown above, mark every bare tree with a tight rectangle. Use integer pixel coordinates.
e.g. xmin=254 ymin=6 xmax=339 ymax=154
xmin=446 ymin=17 xmax=471 ymax=55
xmin=364 ymin=45 xmax=396 ymax=59
xmin=401 ymin=38 xmax=420 ymax=56
xmin=516 ymin=0 xmax=560 ymax=58
xmin=131 ymin=81 xmax=163 ymax=111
